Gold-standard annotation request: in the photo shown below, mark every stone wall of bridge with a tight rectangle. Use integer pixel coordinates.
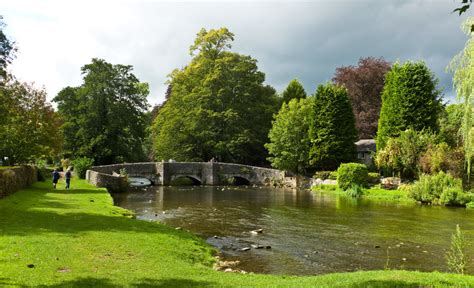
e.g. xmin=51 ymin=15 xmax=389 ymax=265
xmin=86 ymin=162 xmax=292 ymax=192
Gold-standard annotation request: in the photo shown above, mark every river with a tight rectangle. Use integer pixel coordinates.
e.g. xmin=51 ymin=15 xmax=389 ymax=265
xmin=112 ymin=185 xmax=474 ymax=275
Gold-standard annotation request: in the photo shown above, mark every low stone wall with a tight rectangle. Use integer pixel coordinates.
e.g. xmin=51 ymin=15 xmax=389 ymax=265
xmin=0 ymin=166 xmax=38 ymax=199
xmin=86 ymin=170 xmax=128 ymax=193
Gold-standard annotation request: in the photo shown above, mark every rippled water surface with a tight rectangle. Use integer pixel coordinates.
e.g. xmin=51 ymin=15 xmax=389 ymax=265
xmin=112 ymin=185 xmax=474 ymax=275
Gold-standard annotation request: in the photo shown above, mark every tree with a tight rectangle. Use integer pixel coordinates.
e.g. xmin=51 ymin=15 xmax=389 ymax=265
xmin=308 ymin=83 xmax=357 ymax=170
xmin=439 ymin=104 xmax=464 ymax=148
xmin=0 ymin=81 xmax=62 ymax=164
xmin=54 ymin=58 xmax=149 ymax=165
xmin=377 ymin=61 xmax=442 ymax=150
xmin=265 ymin=98 xmax=312 ymax=174
xmin=0 ymin=16 xmax=16 ymax=83
xmin=281 ymin=79 xmax=306 ymax=104
xmin=448 ymin=17 xmax=474 ymax=179
xmin=152 ymin=28 xmax=279 ymax=165
xmin=333 ymin=57 xmax=391 ymax=139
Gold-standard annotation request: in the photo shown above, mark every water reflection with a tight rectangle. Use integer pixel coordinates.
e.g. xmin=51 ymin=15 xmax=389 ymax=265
xmin=113 ymin=186 xmax=474 ymax=275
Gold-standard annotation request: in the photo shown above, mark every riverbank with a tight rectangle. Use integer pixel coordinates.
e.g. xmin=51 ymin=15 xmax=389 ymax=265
xmin=1 ymin=179 xmax=473 ymax=287
xmin=312 ymin=184 xmax=416 ymax=204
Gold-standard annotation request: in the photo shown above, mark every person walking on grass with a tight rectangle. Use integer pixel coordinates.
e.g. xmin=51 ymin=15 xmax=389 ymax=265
xmin=65 ymin=169 xmax=72 ymax=189
xmin=52 ymin=169 xmax=60 ymax=189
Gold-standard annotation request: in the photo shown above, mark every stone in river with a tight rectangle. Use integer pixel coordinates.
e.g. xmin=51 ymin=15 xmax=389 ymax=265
xmin=240 ymin=247 xmax=251 ymax=252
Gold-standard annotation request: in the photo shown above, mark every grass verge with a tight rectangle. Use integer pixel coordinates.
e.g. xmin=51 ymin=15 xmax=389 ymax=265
xmin=312 ymin=184 xmax=415 ymax=204
xmin=1 ymin=179 xmax=472 ymax=287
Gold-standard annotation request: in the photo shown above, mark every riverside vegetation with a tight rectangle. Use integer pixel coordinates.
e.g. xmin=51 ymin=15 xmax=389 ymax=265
xmin=2 ymin=179 xmax=474 ymax=287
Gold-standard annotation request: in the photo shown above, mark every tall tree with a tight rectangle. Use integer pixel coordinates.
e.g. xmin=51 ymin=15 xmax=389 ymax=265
xmin=377 ymin=61 xmax=442 ymax=150
xmin=265 ymin=98 xmax=312 ymax=174
xmin=152 ymin=28 xmax=279 ymax=165
xmin=0 ymin=81 xmax=62 ymax=164
xmin=448 ymin=17 xmax=474 ymax=178
xmin=0 ymin=16 xmax=15 ymax=83
xmin=308 ymin=83 xmax=357 ymax=170
xmin=281 ymin=79 xmax=306 ymax=104
xmin=54 ymin=58 xmax=149 ymax=165
xmin=333 ymin=57 xmax=391 ymax=139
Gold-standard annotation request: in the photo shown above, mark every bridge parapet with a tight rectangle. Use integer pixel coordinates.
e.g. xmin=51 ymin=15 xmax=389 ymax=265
xmin=86 ymin=162 xmax=291 ymax=191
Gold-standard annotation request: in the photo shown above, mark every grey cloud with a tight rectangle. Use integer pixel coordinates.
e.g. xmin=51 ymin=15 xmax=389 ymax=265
xmin=4 ymin=0 xmax=469 ymax=105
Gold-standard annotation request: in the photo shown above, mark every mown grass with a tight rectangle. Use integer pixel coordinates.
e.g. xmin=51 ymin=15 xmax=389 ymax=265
xmin=1 ymin=179 xmax=473 ymax=287
xmin=312 ymin=184 xmax=415 ymax=204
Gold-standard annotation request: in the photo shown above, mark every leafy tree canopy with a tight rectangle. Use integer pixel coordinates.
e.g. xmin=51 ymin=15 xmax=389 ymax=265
xmin=0 ymin=81 xmax=62 ymax=164
xmin=308 ymin=83 xmax=357 ymax=170
xmin=333 ymin=57 xmax=391 ymax=139
xmin=152 ymin=28 xmax=279 ymax=165
xmin=377 ymin=61 xmax=442 ymax=150
xmin=265 ymin=98 xmax=312 ymax=174
xmin=54 ymin=58 xmax=149 ymax=165
xmin=281 ymin=79 xmax=306 ymax=104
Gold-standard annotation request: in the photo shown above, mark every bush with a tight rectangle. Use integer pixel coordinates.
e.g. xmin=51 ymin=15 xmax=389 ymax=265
xmin=337 ymin=163 xmax=368 ymax=190
xmin=367 ymin=172 xmax=381 ymax=184
xmin=408 ymin=172 xmax=470 ymax=206
xmin=314 ymin=171 xmax=338 ymax=180
xmin=345 ymin=184 xmax=364 ymax=198
xmin=440 ymin=188 xmax=471 ymax=206
xmin=72 ymin=157 xmax=94 ymax=179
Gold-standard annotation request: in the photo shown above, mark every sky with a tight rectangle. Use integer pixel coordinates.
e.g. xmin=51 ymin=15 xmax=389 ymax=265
xmin=1 ymin=0 xmax=472 ymax=106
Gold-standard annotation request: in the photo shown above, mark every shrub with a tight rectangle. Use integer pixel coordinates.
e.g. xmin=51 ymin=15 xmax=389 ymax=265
xmin=72 ymin=157 xmax=94 ymax=179
xmin=329 ymin=171 xmax=338 ymax=180
xmin=313 ymin=171 xmax=333 ymax=180
xmin=446 ymin=224 xmax=467 ymax=274
xmin=337 ymin=163 xmax=368 ymax=190
xmin=408 ymin=172 xmax=470 ymax=206
xmin=367 ymin=172 xmax=381 ymax=184
xmin=345 ymin=184 xmax=364 ymax=198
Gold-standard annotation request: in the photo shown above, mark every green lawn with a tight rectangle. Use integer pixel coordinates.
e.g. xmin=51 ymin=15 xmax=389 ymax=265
xmin=312 ymin=184 xmax=416 ymax=204
xmin=1 ymin=179 xmax=473 ymax=287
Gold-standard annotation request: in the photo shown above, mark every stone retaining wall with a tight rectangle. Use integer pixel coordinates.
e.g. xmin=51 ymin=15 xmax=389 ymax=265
xmin=0 ymin=166 xmax=38 ymax=199
xmin=86 ymin=170 xmax=128 ymax=193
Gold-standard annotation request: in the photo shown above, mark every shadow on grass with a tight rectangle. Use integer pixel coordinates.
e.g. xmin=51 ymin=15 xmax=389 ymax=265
xmin=0 ymin=185 xmax=196 ymax=243
xmin=34 ymin=277 xmax=216 ymax=288
xmin=349 ymin=280 xmax=428 ymax=288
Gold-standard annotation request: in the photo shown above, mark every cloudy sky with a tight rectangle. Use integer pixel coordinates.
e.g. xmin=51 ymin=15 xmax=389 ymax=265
xmin=1 ymin=0 xmax=472 ymax=106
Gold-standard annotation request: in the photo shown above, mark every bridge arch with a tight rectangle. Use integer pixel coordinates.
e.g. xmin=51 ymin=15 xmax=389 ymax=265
xmin=169 ymin=175 xmax=202 ymax=185
xmin=222 ymin=175 xmax=251 ymax=186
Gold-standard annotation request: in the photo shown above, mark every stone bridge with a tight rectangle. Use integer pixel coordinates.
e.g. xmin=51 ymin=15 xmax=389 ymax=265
xmin=86 ymin=162 xmax=297 ymax=192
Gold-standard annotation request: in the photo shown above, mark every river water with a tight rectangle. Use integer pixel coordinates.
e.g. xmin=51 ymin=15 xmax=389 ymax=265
xmin=112 ymin=185 xmax=474 ymax=275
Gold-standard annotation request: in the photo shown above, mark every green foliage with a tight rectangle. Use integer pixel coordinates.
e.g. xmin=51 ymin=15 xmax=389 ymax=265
xmin=337 ymin=162 xmax=368 ymax=191
xmin=281 ymin=79 xmax=306 ymax=104
xmin=439 ymin=104 xmax=464 ymax=147
xmin=54 ymin=59 xmax=149 ymax=165
xmin=308 ymin=83 xmax=357 ymax=170
xmin=152 ymin=28 xmax=279 ymax=165
xmin=446 ymin=225 xmax=467 ymax=275
xmin=72 ymin=157 xmax=94 ymax=179
xmin=367 ymin=172 xmax=381 ymax=184
xmin=448 ymin=18 xmax=474 ymax=179
xmin=345 ymin=184 xmax=364 ymax=198
xmin=408 ymin=172 xmax=470 ymax=206
xmin=375 ymin=129 xmax=436 ymax=179
xmin=377 ymin=61 xmax=442 ymax=150
xmin=266 ymin=98 xmax=311 ymax=173
xmin=0 ymin=81 xmax=62 ymax=164
xmin=313 ymin=171 xmax=336 ymax=180
xmin=419 ymin=143 xmax=465 ymax=179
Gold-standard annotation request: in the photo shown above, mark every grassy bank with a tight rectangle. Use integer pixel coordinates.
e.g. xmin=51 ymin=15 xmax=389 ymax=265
xmin=312 ymin=184 xmax=416 ymax=204
xmin=1 ymin=179 xmax=472 ymax=287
